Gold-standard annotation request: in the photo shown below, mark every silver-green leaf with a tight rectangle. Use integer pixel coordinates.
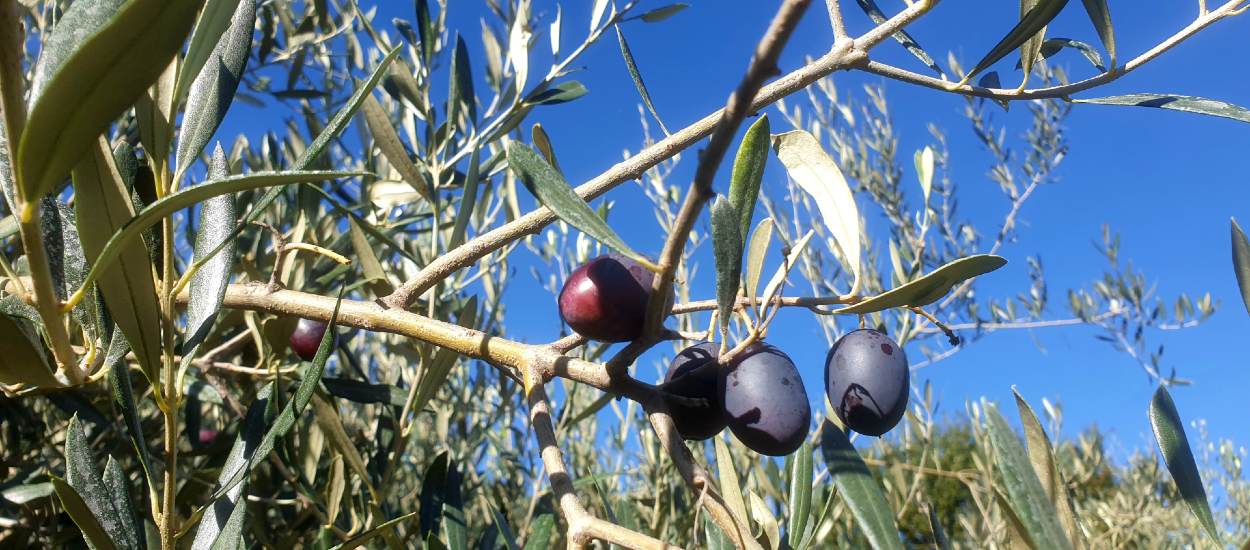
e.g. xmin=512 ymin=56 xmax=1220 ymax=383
xmin=17 ymin=0 xmax=205 ymax=207
xmin=982 ymin=402 xmax=1072 ymax=550
xmin=1074 ymin=93 xmax=1250 ymax=125
xmin=508 ymin=142 xmax=654 ymax=270
xmin=1231 ymin=218 xmax=1250 ymax=316
xmin=1149 ymin=385 xmax=1223 ymax=546
xmin=819 ymin=421 xmax=903 ymax=550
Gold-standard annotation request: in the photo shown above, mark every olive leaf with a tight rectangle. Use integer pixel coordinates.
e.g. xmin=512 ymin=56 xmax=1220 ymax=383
xmin=51 ymin=476 xmax=117 ymax=550
xmin=75 ymin=169 xmax=362 ymax=305
xmin=615 ymin=24 xmax=670 ymax=135
xmin=714 ymin=435 xmax=754 ymax=547
xmin=195 ymin=284 xmax=345 ymax=508
xmin=959 ymin=0 xmax=1070 ymax=85
xmin=711 ymin=197 xmax=743 ymax=332
xmin=1012 ymin=387 xmax=1084 ymax=548
xmin=1231 ymin=218 xmax=1250 ymax=316
xmin=638 ymin=3 xmax=688 ymax=23
xmin=190 ymin=384 xmax=269 ymax=550
xmin=1149 ymin=385 xmax=1223 ymax=546
xmin=773 ymin=130 xmax=861 ymax=290
xmin=834 ymin=255 xmax=1007 ymax=314
xmin=1019 ymin=0 xmax=1050 ymax=86
xmin=730 ymin=115 xmax=769 ymax=242
xmin=179 ymin=145 xmax=238 ymax=372
xmin=819 ymin=421 xmax=904 ymax=550
xmin=854 ymin=0 xmax=944 ymax=77
xmin=174 ymin=0 xmax=255 ymax=183
xmin=1074 ymin=94 xmax=1250 ymax=125
xmin=17 ymin=0 xmax=205 ymax=206
xmin=66 ymin=415 xmax=138 ymax=550
xmin=744 ymin=218 xmax=774 ymax=312
xmin=361 ymin=92 xmax=433 ymax=202
xmin=508 ymin=142 xmax=655 ymax=270
xmin=982 ymin=401 xmax=1073 ymax=550
xmin=1080 ymin=0 xmax=1115 ymax=67
xmin=786 ymin=440 xmax=814 ymax=550
xmin=73 ymin=138 xmax=163 ymax=384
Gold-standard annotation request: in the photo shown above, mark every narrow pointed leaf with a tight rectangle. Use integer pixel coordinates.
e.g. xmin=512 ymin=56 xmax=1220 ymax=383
xmin=525 ymin=81 xmax=589 ymax=106
xmin=960 ymin=0 xmax=1070 ymax=85
xmin=835 ymin=255 xmax=1007 ymax=314
xmin=1080 ymin=0 xmax=1115 ymax=67
xmin=66 ymin=416 xmax=131 ymax=550
xmin=321 ymin=378 xmax=407 ymax=407
xmin=1016 ymin=38 xmax=1105 ymax=72
xmin=191 ymin=384 xmax=268 ymax=550
xmin=711 ymin=197 xmax=743 ymax=331
xmin=51 ymin=476 xmax=117 ymax=550
xmin=175 ymin=0 xmax=245 ymax=104
xmin=914 ymin=146 xmax=935 ymax=202
xmin=1232 ymin=218 xmax=1250 ymax=316
xmin=1149 ymin=385 xmax=1222 ymax=546
xmin=448 ymin=146 xmax=481 ymax=250
xmin=786 ymin=440 xmax=814 ymax=549
xmin=108 ymin=360 xmax=155 ymax=497
xmin=819 ymin=421 xmax=903 ymax=550
xmin=855 ymin=0 xmax=944 ymax=77
xmin=730 ymin=115 xmax=769 ymax=241
xmin=750 ymin=491 xmax=781 ymax=550
xmin=714 ymin=435 xmax=753 ymax=545
xmin=347 ymin=217 xmax=393 ymax=296
xmin=102 ymin=458 xmax=140 ymax=550
xmin=200 ymin=284 xmax=346 ymax=505
xmin=982 ymin=402 xmax=1072 ymax=550
xmin=773 ymin=130 xmax=860 ymax=286
xmin=1019 ymin=0 xmax=1049 ymax=85
xmin=174 ymin=0 xmax=255 ymax=182
xmin=361 ymin=92 xmax=433 ymax=202
xmin=17 ymin=0 xmax=205 ymax=206
xmin=448 ymin=34 xmax=477 ymax=126
xmin=639 ymin=3 xmax=689 ymax=23
xmin=73 ymin=138 xmax=163 ymax=383
xmin=744 ymin=218 xmax=774 ymax=312
xmin=508 ymin=142 xmax=654 ymax=269
xmin=1013 ymin=387 xmax=1083 ymax=548
xmin=615 ymin=24 xmax=669 ymax=135
xmin=1074 ymin=94 xmax=1250 ymax=125
xmin=180 ymin=146 xmax=238 ymax=369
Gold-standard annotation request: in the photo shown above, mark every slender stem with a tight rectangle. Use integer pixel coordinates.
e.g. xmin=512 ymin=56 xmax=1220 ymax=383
xmin=640 ymin=0 xmax=813 ymax=362
xmin=159 ymin=166 xmax=180 ymax=550
xmin=825 ymin=0 xmax=849 ymax=41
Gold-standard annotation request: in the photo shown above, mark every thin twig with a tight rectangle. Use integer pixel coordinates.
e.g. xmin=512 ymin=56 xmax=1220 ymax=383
xmin=860 ymin=0 xmax=1249 ymax=101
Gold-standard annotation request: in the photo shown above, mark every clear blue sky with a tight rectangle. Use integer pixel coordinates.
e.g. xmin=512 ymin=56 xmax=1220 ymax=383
xmin=221 ymin=2 xmax=1250 ymax=463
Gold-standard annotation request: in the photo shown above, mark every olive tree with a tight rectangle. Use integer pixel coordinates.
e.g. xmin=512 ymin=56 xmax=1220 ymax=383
xmin=1 ymin=0 xmax=1248 ymax=548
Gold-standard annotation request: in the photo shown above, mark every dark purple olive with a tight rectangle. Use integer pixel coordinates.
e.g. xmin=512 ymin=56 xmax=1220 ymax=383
xmin=558 ymin=255 xmax=656 ymax=342
xmin=661 ymin=343 xmax=728 ymax=440
xmin=824 ymin=329 xmax=909 ymax=437
xmin=289 ymin=318 xmax=329 ymax=361
xmin=719 ymin=343 xmax=810 ymax=456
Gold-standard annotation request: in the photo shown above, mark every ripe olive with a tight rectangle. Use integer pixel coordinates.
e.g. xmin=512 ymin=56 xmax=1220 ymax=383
xmin=661 ymin=343 xmax=728 ymax=440
xmin=719 ymin=343 xmax=811 ymax=456
xmin=824 ymin=329 xmax=909 ymax=437
xmin=289 ymin=318 xmax=329 ymax=361
xmin=557 ymin=255 xmax=656 ymax=342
